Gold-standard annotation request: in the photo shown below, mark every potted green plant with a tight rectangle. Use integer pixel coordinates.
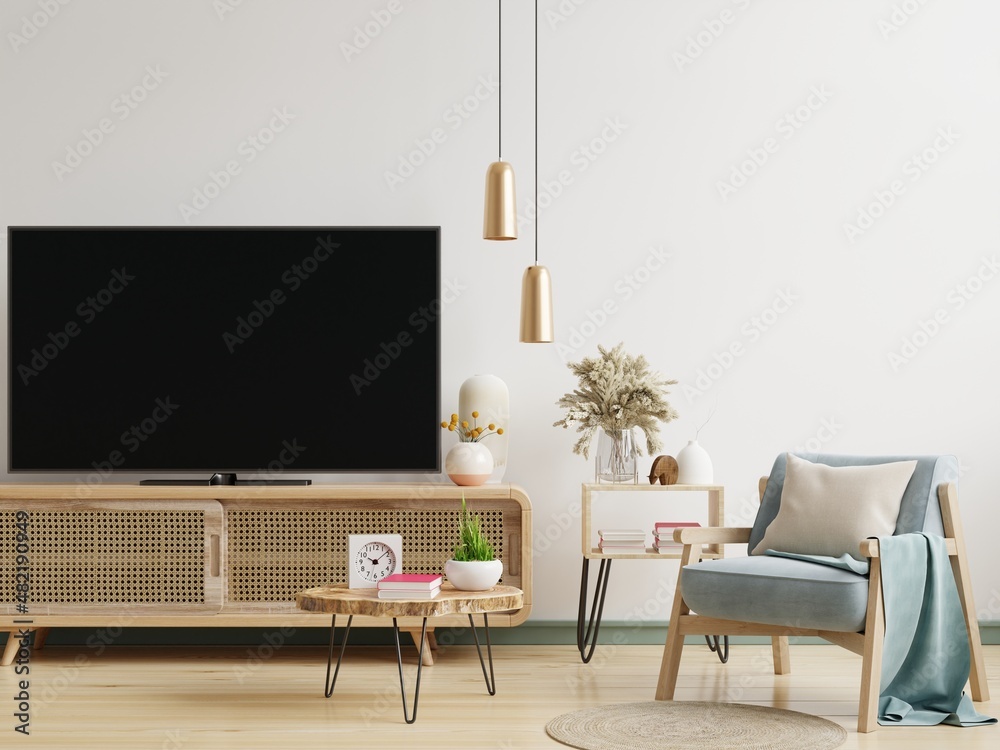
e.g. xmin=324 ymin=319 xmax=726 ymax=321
xmin=444 ymin=495 xmax=503 ymax=590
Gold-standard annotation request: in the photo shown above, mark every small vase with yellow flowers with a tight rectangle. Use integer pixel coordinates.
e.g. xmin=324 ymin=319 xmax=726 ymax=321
xmin=440 ymin=411 xmax=505 ymax=486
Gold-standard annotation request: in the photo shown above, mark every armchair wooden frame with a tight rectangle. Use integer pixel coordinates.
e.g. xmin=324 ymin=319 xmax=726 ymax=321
xmin=655 ymin=477 xmax=990 ymax=733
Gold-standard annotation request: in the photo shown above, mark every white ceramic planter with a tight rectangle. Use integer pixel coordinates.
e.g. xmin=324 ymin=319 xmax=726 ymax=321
xmin=444 ymin=559 xmax=503 ymax=591
xmin=445 ymin=442 xmax=493 ymax=486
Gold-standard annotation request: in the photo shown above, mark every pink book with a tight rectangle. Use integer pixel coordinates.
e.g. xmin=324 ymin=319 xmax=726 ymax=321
xmin=377 ymin=573 xmax=443 ymax=591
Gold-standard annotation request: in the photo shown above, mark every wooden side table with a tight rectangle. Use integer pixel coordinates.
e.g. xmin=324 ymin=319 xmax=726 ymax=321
xmin=577 ymin=483 xmax=727 ymax=663
xmin=296 ymin=583 xmax=523 ymax=724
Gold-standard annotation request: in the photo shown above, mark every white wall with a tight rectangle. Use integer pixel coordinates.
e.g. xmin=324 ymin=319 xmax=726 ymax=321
xmin=2 ymin=0 xmax=998 ymax=625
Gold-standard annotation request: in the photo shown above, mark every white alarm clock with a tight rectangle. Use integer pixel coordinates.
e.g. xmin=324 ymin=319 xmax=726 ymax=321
xmin=348 ymin=534 xmax=403 ymax=588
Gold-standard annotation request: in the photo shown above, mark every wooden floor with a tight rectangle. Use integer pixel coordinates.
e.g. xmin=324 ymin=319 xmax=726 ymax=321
xmin=1 ymin=643 xmax=997 ymax=748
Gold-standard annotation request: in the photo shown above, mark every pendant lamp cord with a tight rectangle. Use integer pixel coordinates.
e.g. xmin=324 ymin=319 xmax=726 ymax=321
xmin=498 ymin=0 xmax=502 ymax=161
xmin=534 ymin=0 xmax=538 ymax=266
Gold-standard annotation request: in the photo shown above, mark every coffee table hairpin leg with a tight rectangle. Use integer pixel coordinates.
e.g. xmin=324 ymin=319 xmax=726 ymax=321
xmin=324 ymin=613 xmax=353 ymax=698
xmin=391 ymin=617 xmax=427 ymax=724
xmin=324 ymin=612 xmax=428 ymax=724
xmin=323 ymin=611 xmax=498 ymax=724
xmin=468 ymin=613 xmax=496 ymax=695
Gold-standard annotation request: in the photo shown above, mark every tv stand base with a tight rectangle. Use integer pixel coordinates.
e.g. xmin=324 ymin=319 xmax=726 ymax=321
xmin=139 ymin=473 xmax=312 ymax=486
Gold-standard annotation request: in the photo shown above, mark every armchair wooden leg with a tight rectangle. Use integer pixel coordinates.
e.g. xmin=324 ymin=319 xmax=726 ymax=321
xmin=771 ymin=636 xmax=790 ymax=675
xmin=655 ymin=619 xmax=685 ymax=701
xmin=940 ymin=483 xmax=991 ymax=701
xmin=656 ymin=544 xmax=700 ymax=701
xmin=858 ymin=557 xmax=885 ymax=733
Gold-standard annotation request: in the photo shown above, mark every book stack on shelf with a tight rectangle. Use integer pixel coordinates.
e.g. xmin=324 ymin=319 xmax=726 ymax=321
xmin=377 ymin=573 xmax=443 ymax=600
xmin=598 ymin=529 xmax=647 ymax=552
xmin=652 ymin=522 xmax=701 ymax=553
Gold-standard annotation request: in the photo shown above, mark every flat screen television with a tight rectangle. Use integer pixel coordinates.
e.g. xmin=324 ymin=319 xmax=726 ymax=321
xmin=7 ymin=227 xmax=441 ymax=479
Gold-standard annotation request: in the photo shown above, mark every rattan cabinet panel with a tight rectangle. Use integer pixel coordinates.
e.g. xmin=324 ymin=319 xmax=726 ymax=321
xmin=0 ymin=500 xmax=223 ymax=615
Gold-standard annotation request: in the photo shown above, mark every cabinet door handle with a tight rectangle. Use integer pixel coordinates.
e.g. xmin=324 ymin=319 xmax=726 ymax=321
xmin=508 ymin=533 xmax=520 ymax=576
xmin=210 ymin=534 xmax=221 ymax=578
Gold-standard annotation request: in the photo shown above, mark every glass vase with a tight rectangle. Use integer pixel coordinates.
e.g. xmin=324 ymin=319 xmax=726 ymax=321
xmin=595 ymin=428 xmax=639 ymax=483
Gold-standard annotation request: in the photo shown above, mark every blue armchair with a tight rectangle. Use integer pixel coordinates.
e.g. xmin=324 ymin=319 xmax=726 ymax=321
xmin=655 ymin=453 xmax=990 ymax=732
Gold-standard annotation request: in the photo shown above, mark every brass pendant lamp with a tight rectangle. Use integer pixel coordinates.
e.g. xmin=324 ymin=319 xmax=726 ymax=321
xmin=519 ymin=0 xmax=553 ymax=343
xmin=483 ymin=0 xmax=516 ymax=240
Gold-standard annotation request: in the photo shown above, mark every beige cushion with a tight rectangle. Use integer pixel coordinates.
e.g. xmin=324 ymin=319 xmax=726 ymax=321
xmin=751 ymin=454 xmax=917 ymax=560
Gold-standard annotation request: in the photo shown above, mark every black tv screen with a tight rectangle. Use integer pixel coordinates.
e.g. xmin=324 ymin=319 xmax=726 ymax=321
xmin=8 ymin=227 xmax=441 ymax=474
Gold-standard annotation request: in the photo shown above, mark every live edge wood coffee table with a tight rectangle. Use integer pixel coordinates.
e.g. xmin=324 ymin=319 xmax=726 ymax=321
xmin=296 ymin=583 xmax=523 ymax=724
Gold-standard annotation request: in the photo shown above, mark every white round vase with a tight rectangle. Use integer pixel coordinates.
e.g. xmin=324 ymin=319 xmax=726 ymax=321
xmin=458 ymin=374 xmax=509 ymax=483
xmin=445 ymin=442 xmax=493 ymax=486
xmin=676 ymin=440 xmax=714 ymax=484
xmin=444 ymin=559 xmax=503 ymax=591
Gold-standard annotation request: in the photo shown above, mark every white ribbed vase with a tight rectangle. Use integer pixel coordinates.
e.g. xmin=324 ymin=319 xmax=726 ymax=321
xmin=676 ymin=440 xmax=714 ymax=485
xmin=458 ymin=374 xmax=509 ymax=483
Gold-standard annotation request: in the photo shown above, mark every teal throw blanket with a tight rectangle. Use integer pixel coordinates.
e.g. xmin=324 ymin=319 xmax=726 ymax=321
xmin=877 ymin=533 xmax=994 ymax=726
xmin=766 ymin=535 xmax=995 ymax=726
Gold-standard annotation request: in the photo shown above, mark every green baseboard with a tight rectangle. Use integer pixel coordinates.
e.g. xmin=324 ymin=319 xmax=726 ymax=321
xmin=5 ymin=620 xmax=999 ymax=649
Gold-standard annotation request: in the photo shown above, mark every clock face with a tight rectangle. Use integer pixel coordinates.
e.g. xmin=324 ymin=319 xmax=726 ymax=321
xmin=348 ymin=534 xmax=403 ymax=588
xmin=354 ymin=542 xmax=397 ymax=583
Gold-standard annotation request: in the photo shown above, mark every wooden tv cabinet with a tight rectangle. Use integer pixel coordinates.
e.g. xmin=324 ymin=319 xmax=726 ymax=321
xmin=0 ymin=483 xmax=532 ymax=665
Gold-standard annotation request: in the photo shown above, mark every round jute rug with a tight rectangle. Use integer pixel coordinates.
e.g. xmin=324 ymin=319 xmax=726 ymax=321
xmin=545 ymin=701 xmax=847 ymax=750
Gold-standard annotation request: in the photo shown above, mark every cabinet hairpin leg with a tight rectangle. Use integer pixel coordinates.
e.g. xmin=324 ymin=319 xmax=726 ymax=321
xmin=577 ymin=556 xmax=612 ymax=663
xmin=324 ymin=614 xmax=353 ymax=698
